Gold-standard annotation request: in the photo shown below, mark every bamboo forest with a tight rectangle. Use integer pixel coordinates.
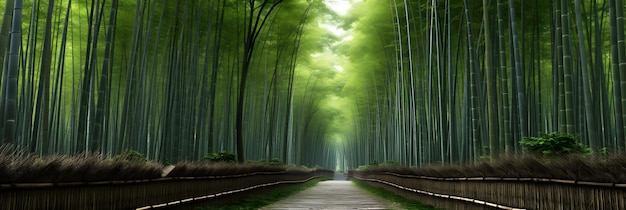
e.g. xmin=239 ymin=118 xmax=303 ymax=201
xmin=1 ymin=0 xmax=626 ymax=171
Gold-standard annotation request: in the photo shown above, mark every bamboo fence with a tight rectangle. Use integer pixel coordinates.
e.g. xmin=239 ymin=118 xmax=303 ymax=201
xmin=0 ymin=168 xmax=333 ymax=209
xmin=350 ymin=170 xmax=626 ymax=210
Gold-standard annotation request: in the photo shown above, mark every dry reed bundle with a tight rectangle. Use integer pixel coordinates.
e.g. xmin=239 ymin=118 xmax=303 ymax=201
xmin=352 ymin=156 xmax=626 ymax=210
xmin=1 ymin=144 xmax=331 ymax=184
xmin=166 ymin=162 xmax=287 ymax=177
xmin=358 ymin=155 xmax=626 ymax=183
xmin=0 ymin=150 xmax=163 ymax=184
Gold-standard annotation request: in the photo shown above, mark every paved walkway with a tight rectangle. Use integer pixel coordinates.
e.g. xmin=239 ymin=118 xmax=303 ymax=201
xmin=261 ymin=180 xmax=396 ymax=210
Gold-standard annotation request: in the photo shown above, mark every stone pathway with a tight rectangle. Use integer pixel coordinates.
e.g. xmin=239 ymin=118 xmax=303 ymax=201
xmin=261 ymin=180 xmax=396 ymax=210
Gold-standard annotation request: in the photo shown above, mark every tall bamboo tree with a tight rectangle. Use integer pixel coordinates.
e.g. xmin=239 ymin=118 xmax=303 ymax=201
xmin=1 ymin=0 xmax=22 ymax=145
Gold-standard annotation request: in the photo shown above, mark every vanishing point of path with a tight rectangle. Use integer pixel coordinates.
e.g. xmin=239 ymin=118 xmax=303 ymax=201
xmin=262 ymin=177 xmax=396 ymax=209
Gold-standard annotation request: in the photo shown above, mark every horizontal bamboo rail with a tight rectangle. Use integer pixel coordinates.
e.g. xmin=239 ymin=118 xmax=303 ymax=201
xmin=350 ymin=170 xmax=626 ymax=210
xmin=0 ymin=169 xmax=333 ymax=210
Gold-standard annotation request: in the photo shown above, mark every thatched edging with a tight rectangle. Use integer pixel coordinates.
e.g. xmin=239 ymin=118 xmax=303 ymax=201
xmin=383 ymin=172 xmax=623 ymax=188
xmin=0 ymin=171 xmax=287 ymax=189
xmin=351 ymin=170 xmax=626 ymax=209
xmin=135 ymin=176 xmax=321 ymax=209
xmin=352 ymin=175 xmax=525 ymax=210
xmin=0 ymin=168 xmax=334 ymax=210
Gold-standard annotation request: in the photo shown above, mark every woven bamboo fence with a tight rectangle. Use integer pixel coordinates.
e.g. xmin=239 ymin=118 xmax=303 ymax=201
xmin=0 ymin=168 xmax=333 ymax=209
xmin=350 ymin=170 xmax=626 ymax=210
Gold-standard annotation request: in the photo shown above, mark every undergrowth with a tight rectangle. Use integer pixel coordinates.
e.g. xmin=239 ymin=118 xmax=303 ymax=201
xmin=351 ymin=180 xmax=442 ymax=210
xmin=196 ymin=178 xmax=331 ymax=210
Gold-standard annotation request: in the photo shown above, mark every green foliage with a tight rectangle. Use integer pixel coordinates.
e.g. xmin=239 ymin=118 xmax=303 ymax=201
xmin=479 ymin=146 xmax=491 ymax=161
xmin=269 ymin=158 xmax=284 ymax=165
xmin=368 ymin=160 xmax=379 ymax=166
xmin=356 ymin=160 xmax=401 ymax=170
xmin=204 ymin=151 xmax=236 ymax=163
xmin=114 ymin=149 xmax=147 ymax=162
xmin=599 ymin=147 xmax=611 ymax=157
xmin=248 ymin=158 xmax=285 ymax=165
xmin=379 ymin=160 xmax=401 ymax=167
xmin=520 ymin=132 xmax=590 ymax=156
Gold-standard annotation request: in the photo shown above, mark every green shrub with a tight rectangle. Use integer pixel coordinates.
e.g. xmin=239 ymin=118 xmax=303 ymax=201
xmin=520 ymin=132 xmax=590 ymax=156
xmin=204 ymin=151 xmax=236 ymax=163
xmin=248 ymin=158 xmax=285 ymax=165
xmin=599 ymin=147 xmax=611 ymax=157
xmin=357 ymin=160 xmax=400 ymax=170
xmin=268 ymin=158 xmax=284 ymax=165
xmin=114 ymin=149 xmax=147 ymax=162
xmin=379 ymin=160 xmax=401 ymax=167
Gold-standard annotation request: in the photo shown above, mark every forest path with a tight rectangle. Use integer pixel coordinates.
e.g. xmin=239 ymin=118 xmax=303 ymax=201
xmin=261 ymin=180 xmax=396 ymax=209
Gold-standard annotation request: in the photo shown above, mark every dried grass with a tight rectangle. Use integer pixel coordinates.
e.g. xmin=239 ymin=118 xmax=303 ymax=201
xmin=166 ymin=161 xmax=287 ymax=177
xmin=360 ymin=155 xmax=626 ymax=183
xmin=0 ymin=145 xmax=326 ymax=184
xmin=0 ymin=151 xmax=163 ymax=183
